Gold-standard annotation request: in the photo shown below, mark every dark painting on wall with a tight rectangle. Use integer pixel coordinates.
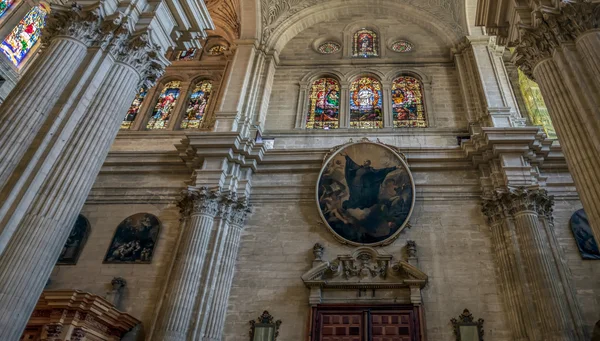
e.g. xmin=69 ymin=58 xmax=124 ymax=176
xmin=104 ymin=213 xmax=161 ymax=264
xmin=570 ymin=209 xmax=600 ymax=260
xmin=57 ymin=214 xmax=90 ymax=265
xmin=317 ymin=141 xmax=415 ymax=246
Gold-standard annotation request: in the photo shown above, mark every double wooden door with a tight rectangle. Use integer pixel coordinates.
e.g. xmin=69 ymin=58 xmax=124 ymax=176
xmin=310 ymin=305 xmax=422 ymax=341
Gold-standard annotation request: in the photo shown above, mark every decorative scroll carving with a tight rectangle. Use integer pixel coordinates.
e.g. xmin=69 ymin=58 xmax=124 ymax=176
xmin=450 ymin=309 xmax=484 ymax=341
xmin=71 ymin=328 xmax=86 ymax=341
xmin=249 ymin=311 xmax=282 ymax=340
xmin=44 ymin=324 xmax=63 ymax=338
xmin=42 ymin=3 xmax=102 ymax=46
xmin=312 ymin=243 xmax=324 ymax=261
xmin=481 ymin=187 xmax=554 ymax=223
xmin=406 ymin=240 xmax=417 ymax=258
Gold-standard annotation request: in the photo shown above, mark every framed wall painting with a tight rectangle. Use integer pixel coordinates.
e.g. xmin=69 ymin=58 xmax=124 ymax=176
xmin=104 ymin=213 xmax=161 ymax=264
xmin=57 ymin=214 xmax=90 ymax=265
xmin=570 ymin=209 xmax=600 ymax=260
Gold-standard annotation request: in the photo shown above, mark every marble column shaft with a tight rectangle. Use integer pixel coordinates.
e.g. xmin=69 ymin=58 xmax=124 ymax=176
xmin=0 ymin=51 xmax=145 ymax=339
xmin=153 ymin=188 xmax=220 ymax=341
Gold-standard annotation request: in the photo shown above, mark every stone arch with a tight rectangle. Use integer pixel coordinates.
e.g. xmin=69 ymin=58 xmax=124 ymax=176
xmin=300 ymin=70 xmax=345 ymax=84
xmin=384 ymin=69 xmax=432 ymax=85
xmin=342 ymin=21 xmax=382 ymax=57
xmin=345 ymin=69 xmax=386 ymax=84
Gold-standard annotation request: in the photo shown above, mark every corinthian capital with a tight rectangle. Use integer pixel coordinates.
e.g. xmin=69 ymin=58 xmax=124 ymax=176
xmin=482 ymin=187 xmax=554 ymax=223
xmin=111 ymin=31 xmax=166 ymax=87
xmin=230 ymin=198 xmax=252 ymax=227
xmin=177 ymin=187 xmax=221 ymax=218
xmin=42 ymin=3 xmax=102 ymax=46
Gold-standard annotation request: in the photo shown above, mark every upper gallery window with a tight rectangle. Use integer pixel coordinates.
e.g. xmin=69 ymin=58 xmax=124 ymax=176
xmin=391 ymin=76 xmax=427 ymax=127
xmin=349 ymin=76 xmax=383 ymax=128
xmin=208 ymin=45 xmax=227 ymax=55
xmin=1 ymin=3 xmax=49 ymax=66
xmin=317 ymin=42 xmax=341 ymax=55
xmin=518 ymin=69 xmax=556 ymax=139
xmin=121 ymin=87 xmax=148 ymax=129
xmin=0 ymin=0 xmax=15 ymax=17
xmin=306 ymin=77 xmax=340 ymax=129
xmin=175 ymin=48 xmax=197 ymax=61
xmin=180 ymin=80 xmax=213 ymax=129
xmin=390 ymin=40 xmax=413 ymax=53
xmin=146 ymin=81 xmax=181 ymax=130
xmin=352 ymin=29 xmax=378 ymax=58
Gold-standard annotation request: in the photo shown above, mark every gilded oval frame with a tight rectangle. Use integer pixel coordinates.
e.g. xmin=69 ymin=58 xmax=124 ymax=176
xmin=316 ymin=141 xmax=415 ymax=246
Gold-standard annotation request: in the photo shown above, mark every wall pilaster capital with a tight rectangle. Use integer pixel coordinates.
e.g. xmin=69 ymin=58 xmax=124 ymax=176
xmin=482 ymin=187 xmax=554 ymax=223
xmin=177 ymin=187 xmax=221 ymax=219
xmin=216 ymin=192 xmax=237 ymax=220
xmin=42 ymin=3 xmax=102 ymax=47
xmin=111 ymin=31 xmax=167 ymax=88
xmin=230 ymin=198 xmax=252 ymax=227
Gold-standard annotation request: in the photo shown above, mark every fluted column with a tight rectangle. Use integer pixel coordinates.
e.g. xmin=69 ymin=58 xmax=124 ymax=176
xmin=153 ymin=187 xmax=220 ymax=341
xmin=0 ymin=31 xmax=161 ymax=339
xmin=201 ymin=200 xmax=250 ymax=341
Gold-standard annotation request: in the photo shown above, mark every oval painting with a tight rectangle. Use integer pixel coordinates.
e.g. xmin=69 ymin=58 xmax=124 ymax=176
xmin=317 ymin=141 xmax=415 ymax=245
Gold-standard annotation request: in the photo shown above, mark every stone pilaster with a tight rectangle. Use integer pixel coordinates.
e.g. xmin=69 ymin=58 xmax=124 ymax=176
xmin=513 ymin=2 xmax=600 ymax=245
xmin=152 ymin=187 xmax=221 ymax=341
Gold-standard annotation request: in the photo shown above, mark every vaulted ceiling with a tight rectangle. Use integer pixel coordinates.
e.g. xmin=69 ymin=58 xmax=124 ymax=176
xmin=205 ymin=0 xmax=241 ymax=41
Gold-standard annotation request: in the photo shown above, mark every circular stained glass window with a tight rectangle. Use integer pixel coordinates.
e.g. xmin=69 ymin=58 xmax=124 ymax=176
xmin=391 ymin=40 xmax=413 ymax=53
xmin=317 ymin=42 xmax=341 ymax=54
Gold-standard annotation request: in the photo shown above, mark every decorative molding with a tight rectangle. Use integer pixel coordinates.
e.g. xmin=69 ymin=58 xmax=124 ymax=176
xmin=249 ymin=311 xmax=282 ymax=340
xmin=482 ymin=187 xmax=554 ymax=223
xmin=450 ymin=309 xmax=484 ymax=341
xmin=42 ymin=3 xmax=102 ymax=46
xmin=70 ymin=327 xmax=86 ymax=341
xmin=44 ymin=323 xmax=63 ymax=338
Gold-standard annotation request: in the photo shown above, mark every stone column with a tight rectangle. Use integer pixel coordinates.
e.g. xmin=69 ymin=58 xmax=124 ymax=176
xmin=201 ymin=200 xmax=251 ymax=341
xmin=513 ymin=2 xmax=600 ymax=244
xmin=0 ymin=31 xmax=161 ymax=339
xmin=152 ymin=187 xmax=221 ymax=341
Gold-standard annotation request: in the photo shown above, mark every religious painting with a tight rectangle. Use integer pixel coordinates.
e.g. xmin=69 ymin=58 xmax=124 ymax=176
xmin=392 ymin=76 xmax=427 ymax=128
xmin=121 ymin=86 xmax=147 ymax=129
xmin=1 ymin=3 xmax=49 ymax=66
xmin=350 ymin=76 xmax=383 ymax=128
xmin=104 ymin=213 xmax=161 ymax=263
xmin=317 ymin=141 xmax=415 ymax=245
xmin=175 ymin=48 xmax=196 ymax=61
xmin=146 ymin=81 xmax=181 ymax=130
xmin=180 ymin=80 xmax=212 ymax=129
xmin=353 ymin=29 xmax=378 ymax=57
xmin=306 ymin=77 xmax=340 ymax=129
xmin=0 ymin=0 xmax=15 ymax=18
xmin=57 ymin=214 xmax=90 ymax=265
xmin=569 ymin=209 xmax=600 ymax=260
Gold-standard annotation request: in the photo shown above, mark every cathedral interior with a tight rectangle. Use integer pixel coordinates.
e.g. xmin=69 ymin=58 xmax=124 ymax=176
xmin=0 ymin=0 xmax=599 ymax=340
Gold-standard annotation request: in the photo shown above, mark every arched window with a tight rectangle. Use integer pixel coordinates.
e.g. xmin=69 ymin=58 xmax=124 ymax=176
xmin=121 ymin=87 xmax=147 ymax=129
xmin=1 ymin=3 xmax=49 ymax=66
xmin=146 ymin=81 xmax=181 ymax=130
xmin=306 ymin=77 xmax=340 ymax=129
xmin=391 ymin=76 xmax=427 ymax=127
xmin=175 ymin=48 xmax=196 ymax=61
xmin=0 ymin=0 xmax=15 ymax=18
xmin=180 ymin=80 xmax=213 ymax=129
xmin=518 ymin=69 xmax=556 ymax=139
xmin=349 ymin=76 xmax=383 ymax=128
xmin=353 ymin=29 xmax=378 ymax=57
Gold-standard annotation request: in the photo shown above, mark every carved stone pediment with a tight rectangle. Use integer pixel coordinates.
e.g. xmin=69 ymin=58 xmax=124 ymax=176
xmin=302 ymin=244 xmax=428 ymax=305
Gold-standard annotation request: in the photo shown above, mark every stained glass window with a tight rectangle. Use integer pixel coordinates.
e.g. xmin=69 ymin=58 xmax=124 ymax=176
xmin=391 ymin=40 xmax=413 ymax=53
xmin=349 ymin=76 xmax=383 ymax=128
xmin=175 ymin=48 xmax=196 ymax=61
xmin=121 ymin=87 xmax=147 ymax=129
xmin=0 ymin=0 xmax=15 ymax=18
xmin=1 ymin=4 xmax=49 ymax=66
xmin=306 ymin=78 xmax=340 ymax=129
xmin=181 ymin=80 xmax=213 ymax=129
xmin=518 ymin=69 xmax=556 ymax=139
xmin=317 ymin=42 xmax=341 ymax=54
xmin=208 ymin=45 xmax=227 ymax=55
xmin=146 ymin=81 xmax=181 ymax=130
xmin=353 ymin=29 xmax=378 ymax=57
xmin=392 ymin=76 xmax=427 ymax=127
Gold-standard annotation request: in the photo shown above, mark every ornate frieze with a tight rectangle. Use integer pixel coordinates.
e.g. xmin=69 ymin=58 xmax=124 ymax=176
xmin=70 ymin=328 xmax=86 ymax=341
xmin=482 ymin=187 xmax=554 ymax=223
xmin=42 ymin=3 xmax=102 ymax=46
xmin=44 ymin=324 xmax=63 ymax=338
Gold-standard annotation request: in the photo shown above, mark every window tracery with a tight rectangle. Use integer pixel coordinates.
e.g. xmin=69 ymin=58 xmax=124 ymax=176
xmin=349 ymin=76 xmax=383 ymax=128
xmin=121 ymin=87 xmax=147 ymax=129
xmin=180 ymin=80 xmax=213 ymax=129
xmin=391 ymin=40 xmax=413 ymax=53
xmin=391 ymin=76 xmax=427 ymax=127
xmin=1 ymin=3 xmax=49 ymax=66
xmin=146 ymin=81 xmax=181 ymax=130
xmin=352 ymin=29 xmax=378 ymax=57
xmin=0 ymin=0 xmax=15 ymax=18
xmin=306 ymin=77 xmax=340 ymax=129
xmin=317 ymin=42 xmax=341 ymax=54
xmin=518 ymin=69 xmax=556 ymax=139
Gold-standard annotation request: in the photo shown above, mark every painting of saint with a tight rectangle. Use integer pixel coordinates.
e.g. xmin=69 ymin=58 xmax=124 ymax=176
xmin=104 ymin=213 xmax=161 ymax=263
xmin=569 ymin=209 xmax=600 ymax=260
xmin=317 ymin=141 xmax=415 ymax=245
xmin=57 ymin=214 xmax=90 ymax=265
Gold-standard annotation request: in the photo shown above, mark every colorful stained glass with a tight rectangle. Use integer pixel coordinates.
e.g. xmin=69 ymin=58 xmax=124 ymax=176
xmin=518 ymin=69 xmax=556 ymax=139
xmin=121 ymin=87 xmax=147 ymax=129
xmin=146 ymin=81 xmax=181 ymax=130
xmin=349 ymin=76 xmax=383 ymax=128
xmin=0 ymin=0 xmax=15 ymax=18
xmin=392 ymin=76 xmax=427 ymax=127
xmin=175 ymin=48 xmax=196 ymax=61
xmin=181 ymin=80 xmax=213 ymax=129
xmin=317 ymin=42 xmax=341 ymax=54
xmin=306 ymin=78 xmax=340 ymax=129
xmin=1 ymin=4 xmax=49 ymax=66
xmin=391 ymin=40 xmax=413 ymax=53
xmin=353 ymin=29 xmax=378 ymax=57
xmin=208 ymin=45 xmax=227 ymax=55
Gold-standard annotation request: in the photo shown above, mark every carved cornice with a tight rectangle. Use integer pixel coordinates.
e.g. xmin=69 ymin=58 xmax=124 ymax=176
xmin=42 ymin=3 xmax=102 ymax=46
xmin=482 ymin=187 xmax=554 ymax=223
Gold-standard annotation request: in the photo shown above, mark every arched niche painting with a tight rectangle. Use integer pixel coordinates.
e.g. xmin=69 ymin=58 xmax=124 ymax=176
xmin=104 ymin=213 xmax=161 ymax=264
xmin=57 ymin=214 xmax=90 ymax=265
xmin=570 ymin=209 xmax=600 ymax=260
